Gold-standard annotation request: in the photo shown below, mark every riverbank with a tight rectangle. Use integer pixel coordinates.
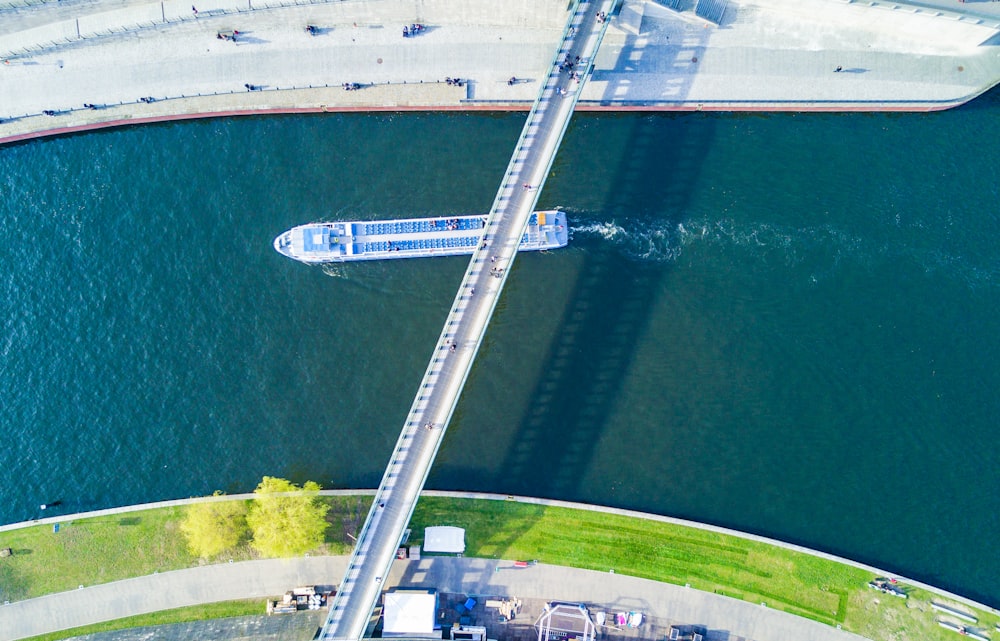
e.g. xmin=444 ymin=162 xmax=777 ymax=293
xmin=2 ymin=492 xmax=998 ymax=641
xmin=2 ymin=0 xmax=1000 ymax=145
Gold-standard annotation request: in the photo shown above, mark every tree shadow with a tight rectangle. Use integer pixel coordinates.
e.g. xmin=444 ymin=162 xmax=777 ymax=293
xmin=325 ymin=495 xmax=371 ymax=549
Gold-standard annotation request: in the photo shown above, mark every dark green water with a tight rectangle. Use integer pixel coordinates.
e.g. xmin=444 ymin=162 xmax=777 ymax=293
xmin=2 ymin=95 xmax=998 ymax=605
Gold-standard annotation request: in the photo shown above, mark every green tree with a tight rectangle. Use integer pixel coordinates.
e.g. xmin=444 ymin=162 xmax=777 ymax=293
xmin=247 ymin=476 xmax=329 ymax=558
xmin=179 ymin=492 xmax=248 ymax=558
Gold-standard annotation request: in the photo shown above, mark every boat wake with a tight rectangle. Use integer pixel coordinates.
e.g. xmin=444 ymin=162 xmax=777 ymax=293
xmin=569 ymin=211 xmax=997 ymax=290
xmin=320 ymin=263 xmax=352 ymax=279
xmin=570 ymin=217 xmax=685 ymax=262
xmin=570 ymin=212 xmax=867 ymax=276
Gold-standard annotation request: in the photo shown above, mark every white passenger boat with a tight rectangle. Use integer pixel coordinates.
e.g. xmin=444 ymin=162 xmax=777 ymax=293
xmin=273 ymin=211 xmax=568 ymax=264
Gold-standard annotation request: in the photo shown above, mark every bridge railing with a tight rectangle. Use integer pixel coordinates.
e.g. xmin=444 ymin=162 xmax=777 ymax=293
xmin=319 ymin=2 xmax=620 ymax=639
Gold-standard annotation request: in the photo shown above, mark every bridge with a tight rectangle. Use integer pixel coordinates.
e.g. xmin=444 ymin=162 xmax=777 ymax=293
xmin=319 ymin=1 xmax=619 ymax=638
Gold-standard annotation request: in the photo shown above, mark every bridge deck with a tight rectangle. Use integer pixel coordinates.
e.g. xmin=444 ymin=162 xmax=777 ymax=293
xmin=319 ymin=1 xmax=618 ymax=639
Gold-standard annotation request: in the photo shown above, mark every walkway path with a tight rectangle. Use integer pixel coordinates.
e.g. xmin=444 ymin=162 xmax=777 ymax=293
xmin=0 ymin=556 xmax=347 ymax=641
xmin=318 ymin=2 xmax=616 ymax=639
xmin=3 ymin=0 xmax=1000 ymax=145
xmin=0 ymin=556 xmax=872 ymax=641
xmin=6 ymin=489 xmax=998 ymax=620
xmin=4 ymin=489 xmax=996 ymax=618
xmin=6 ymin=491 xmax=1000 ymax=640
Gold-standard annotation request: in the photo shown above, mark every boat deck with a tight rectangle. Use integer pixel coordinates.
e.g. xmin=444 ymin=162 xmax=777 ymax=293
xmin=276 ymin=212 xmax=566 ymax=263
xmin=357 ymin=217 xmax=484 ymax=236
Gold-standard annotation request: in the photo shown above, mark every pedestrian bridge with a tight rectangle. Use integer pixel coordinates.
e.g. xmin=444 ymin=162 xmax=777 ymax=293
xmin=319 ymin=1 xmax=619 ymax=638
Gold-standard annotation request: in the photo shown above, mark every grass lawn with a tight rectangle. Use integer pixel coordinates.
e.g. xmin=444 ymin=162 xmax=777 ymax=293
xmin=0 ymin=496 xmax=366 ymax=602
xmin=408 ymin=497 xmax=1000 ymax=641
xmin=0 ymin=507 xmax=195 ymax=601
xmin=2 ymin=494 xmax=997 ymax=641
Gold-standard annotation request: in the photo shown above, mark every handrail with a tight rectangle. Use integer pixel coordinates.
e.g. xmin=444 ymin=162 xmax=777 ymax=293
xmin=319 ymin=1 xmax=620 ymax=638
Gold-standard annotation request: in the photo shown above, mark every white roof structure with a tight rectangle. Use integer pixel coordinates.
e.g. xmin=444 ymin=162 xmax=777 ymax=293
xmin=536 ymin=602 xmax=597 ymax=641
xmin=382 ymin=590 xmax=438 ymax=638
xmin=424 ymin=526 xmax=465 ymax=554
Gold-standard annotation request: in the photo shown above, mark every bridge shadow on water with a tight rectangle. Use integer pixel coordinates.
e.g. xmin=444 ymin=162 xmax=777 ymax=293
xmin=429 ymin=106 xmax=719 ymax=560
xmin=497 ymin=111 xmax=716 ymax=500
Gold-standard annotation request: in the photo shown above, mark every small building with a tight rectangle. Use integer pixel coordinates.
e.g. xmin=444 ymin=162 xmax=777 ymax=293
xmin=535 ymin=602 xmax=596 ymax=641
xmin=451 ymin=624 xmax=487 ymax=641
xmin=382 ymin=588 xmax=439 ymax=638
xmin=424 ymin=526 xmax=466 ymax=554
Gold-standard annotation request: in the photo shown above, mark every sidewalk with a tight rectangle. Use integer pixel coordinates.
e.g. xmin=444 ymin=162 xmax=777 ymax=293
xmin=0 ymin=556 xmax=871 ymax=641
xmin=4 ymin=489 xmax=995 ymax=617
xmin=2 ymin=0 xmax=1000 ymax=144
xmin=0 ymin=557 xmax=347 ymax=641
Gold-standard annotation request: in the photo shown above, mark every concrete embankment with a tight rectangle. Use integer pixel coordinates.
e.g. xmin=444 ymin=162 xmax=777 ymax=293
xmin=2 ymin=0 xmax=1000 ymax=144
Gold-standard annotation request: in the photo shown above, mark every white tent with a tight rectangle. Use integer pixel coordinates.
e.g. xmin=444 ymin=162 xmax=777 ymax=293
xmin=424 ymin=526 xmax=465 ymax=554
xmin=383 ymin=589 xmax=438 ymax=638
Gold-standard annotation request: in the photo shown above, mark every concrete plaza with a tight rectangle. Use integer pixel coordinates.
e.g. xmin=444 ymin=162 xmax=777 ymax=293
xmin=2 ymin=0 xmax=1000 ymax=143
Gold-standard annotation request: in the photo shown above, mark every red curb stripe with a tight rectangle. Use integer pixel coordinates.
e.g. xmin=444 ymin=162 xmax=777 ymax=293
xmin=0 ymin=98 xmax=965 ymax=146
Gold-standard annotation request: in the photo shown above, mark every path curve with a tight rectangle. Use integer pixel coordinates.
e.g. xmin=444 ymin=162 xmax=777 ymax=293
xmin=2 ymin=489 xmax=997 ymax=635
xmin=3 ymin=0 xmax=1000 ymax=146
xmin=0 ymin=555 xmax=877 ymax=641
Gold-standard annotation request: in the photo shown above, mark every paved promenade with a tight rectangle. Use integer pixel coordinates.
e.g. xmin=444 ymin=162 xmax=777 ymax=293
xmin=0 ymin=557 xmax=347 ymax=641
xmin=5 ymin=491 xmax=1000 ymax=641
xmin=4 ymin=490 xmax=998 ymax=615
xmin=2 ymin=0 xmax=1000 ymax=144
xmin=0 ymin=556 xmax=872 ymax=641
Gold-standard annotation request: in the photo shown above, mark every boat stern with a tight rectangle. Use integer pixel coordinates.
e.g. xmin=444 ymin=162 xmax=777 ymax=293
xmin=530 ymin=210 xmax=568 ymax=250
xmin=549 ymin=210 xmax=569 ymax=248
